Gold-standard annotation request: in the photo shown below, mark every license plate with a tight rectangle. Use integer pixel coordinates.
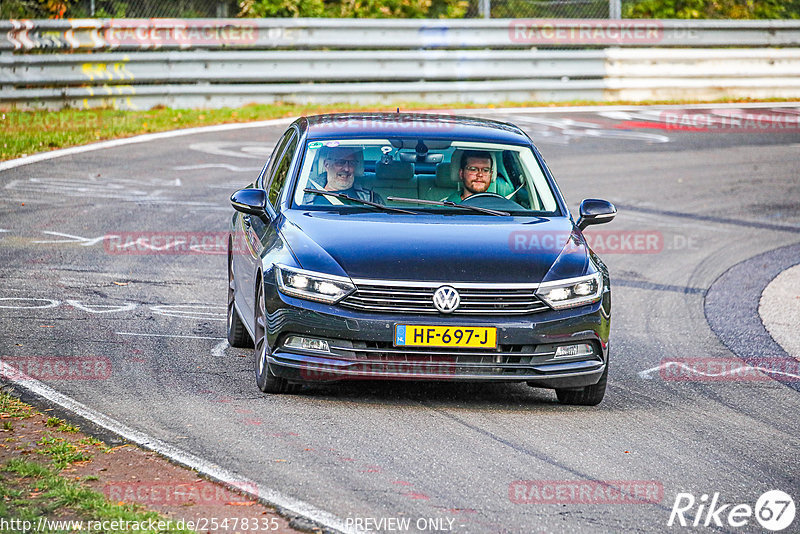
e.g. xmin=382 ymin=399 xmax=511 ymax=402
xmin=394 ymin=325 xmax=497 ymax=349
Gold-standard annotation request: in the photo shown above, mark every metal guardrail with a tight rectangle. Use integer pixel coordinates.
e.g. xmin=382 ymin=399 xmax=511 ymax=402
xmin=4 ymin=49 xmax=799 ymax=109
xmin=2 ymin=18 xmax=800 ymax=51
xmin=2 ymin=19 xmax=800 ymax=109
xmin=0 ymin=50 xmax=607 ymax=86
xmin=0 ymin=80 xmax=609 ymax=110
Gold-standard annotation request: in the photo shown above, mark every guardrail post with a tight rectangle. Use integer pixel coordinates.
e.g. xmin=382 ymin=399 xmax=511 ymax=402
xmin=609 ymin=0 xmax=621 ymax=19
xmin=480 ymin=0 xmax=491 ymax=19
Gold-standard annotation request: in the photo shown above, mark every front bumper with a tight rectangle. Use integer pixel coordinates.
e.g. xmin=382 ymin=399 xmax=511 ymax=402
xmin=264 ymin=281 xmax=610 ymax=388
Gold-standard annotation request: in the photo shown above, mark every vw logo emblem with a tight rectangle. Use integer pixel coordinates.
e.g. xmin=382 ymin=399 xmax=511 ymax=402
xmin=433 ymin=286 xmax=460 ymax=314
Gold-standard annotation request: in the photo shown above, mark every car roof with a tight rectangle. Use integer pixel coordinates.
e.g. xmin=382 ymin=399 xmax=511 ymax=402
xmin=300 ymin=113 xmax=531 ymax=145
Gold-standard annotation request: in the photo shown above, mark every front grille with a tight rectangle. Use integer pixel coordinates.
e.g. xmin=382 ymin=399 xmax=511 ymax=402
xmin=330 ymin=341 xmax=544 ymax=362
xmin=340 ymin=281 xmax=549 ymax=315
xmin=320 ymin=341 xmax=601 ymax=377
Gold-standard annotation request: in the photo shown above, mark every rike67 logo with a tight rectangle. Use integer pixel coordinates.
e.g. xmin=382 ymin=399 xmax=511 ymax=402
xmin=669 ymin=490 xmax=795 ymax=531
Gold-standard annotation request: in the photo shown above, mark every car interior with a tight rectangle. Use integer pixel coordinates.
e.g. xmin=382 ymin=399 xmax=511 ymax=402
xmin=304 ymin=143 xmax=541 ymax=209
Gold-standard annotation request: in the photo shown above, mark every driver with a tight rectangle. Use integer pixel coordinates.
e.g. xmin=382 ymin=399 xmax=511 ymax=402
xmin=445 ymin=150 xmax=494 ymax=203
xmin=306 ymin=147 xmax=382 ymax=205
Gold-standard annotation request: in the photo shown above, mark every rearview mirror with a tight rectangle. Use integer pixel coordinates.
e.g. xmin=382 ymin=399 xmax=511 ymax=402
xmin=577 ymin=199 xmax=616 ymax=230
xmin=230 ymin=189 xmax=268 ymax=216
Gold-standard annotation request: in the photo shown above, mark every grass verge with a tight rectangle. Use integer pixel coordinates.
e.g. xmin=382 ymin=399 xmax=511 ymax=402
xmin=1 ymin=458 xmax=194 ymax=533
xmin=1 ymin=97 xmax=795 ymax=162
xmin=0 ymin=391 xmax=228 ymax=533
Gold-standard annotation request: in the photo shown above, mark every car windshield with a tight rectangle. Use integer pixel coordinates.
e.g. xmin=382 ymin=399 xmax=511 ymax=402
xmin=292 ymin=138 xmax=560 ymax=215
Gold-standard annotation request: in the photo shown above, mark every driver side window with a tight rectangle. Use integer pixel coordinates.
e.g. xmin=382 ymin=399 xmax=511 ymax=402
xmin=268 ymin=133 xmax=298 ymax=209
xmin=259 ymin=129 xmax=294 ymax=189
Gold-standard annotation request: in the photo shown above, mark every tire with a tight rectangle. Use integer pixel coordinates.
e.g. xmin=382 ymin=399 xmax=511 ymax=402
xmin=555 ymin=362 xmax=608 ymax=406
xmin=227 ymin=253 xmax=253 ymax=348
xmin=253 ymin=283 xmax=292 ymax=394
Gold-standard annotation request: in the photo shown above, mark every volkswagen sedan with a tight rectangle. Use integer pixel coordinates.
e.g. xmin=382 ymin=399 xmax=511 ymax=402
xmin=228 ymin=113 xmax=615 ymax=405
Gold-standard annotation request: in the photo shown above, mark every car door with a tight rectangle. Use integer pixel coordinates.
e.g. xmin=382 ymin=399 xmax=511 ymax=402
xmin=231 ymin=128 xmax=295 ymax=329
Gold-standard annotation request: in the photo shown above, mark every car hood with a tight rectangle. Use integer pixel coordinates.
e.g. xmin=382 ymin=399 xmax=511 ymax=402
xmin=279 ymin=211 xmax=590 ymax=284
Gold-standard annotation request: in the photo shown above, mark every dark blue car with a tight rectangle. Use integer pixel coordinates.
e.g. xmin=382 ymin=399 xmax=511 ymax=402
xmin=228 ymin=113 xmax=616 ymax=405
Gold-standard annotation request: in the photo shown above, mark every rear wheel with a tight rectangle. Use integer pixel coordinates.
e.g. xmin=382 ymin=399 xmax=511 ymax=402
xmin=555 ymin=362 xmax=608 ymax=406
xmin=254 ymin=283 xmax=292 ymax=394
xmin=227 ymin=252 xmax=252 ymax=348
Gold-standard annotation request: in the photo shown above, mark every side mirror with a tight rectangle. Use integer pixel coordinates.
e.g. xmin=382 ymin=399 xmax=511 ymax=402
xmin=230 ymin=189 xmax=268 ymax=216
xmin=577 ymin=199 xmax=616 ymax=230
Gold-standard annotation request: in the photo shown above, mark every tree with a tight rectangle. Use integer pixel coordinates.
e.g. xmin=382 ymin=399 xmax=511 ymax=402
xmin=624 ymin=0 xmax=800 ymax=19
xmin=239 ymin=0 xmax=325 ymax=17
xmin=238 ymin=0 xmax=468 ymax=18
xmin=1 ymin=0 xmax=76 ymax=18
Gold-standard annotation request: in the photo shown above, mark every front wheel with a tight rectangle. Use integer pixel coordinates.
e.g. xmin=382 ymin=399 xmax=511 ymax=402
xmin=555 ymin=363 xmax=608 ymax=406
xmin=253 ymin=284 xmax=292 ymax=394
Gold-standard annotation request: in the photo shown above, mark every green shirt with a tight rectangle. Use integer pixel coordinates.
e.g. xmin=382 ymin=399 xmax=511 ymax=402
xmin=443 ymin=178 xmax=515 ymax=204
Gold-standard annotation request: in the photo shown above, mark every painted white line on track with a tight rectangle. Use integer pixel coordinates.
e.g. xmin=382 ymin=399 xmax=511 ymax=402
xmin=173 ymin=164 xmax=262 ymax=172
xmin=116 ymin=332 xmax=225 ymax=340
xmin=211 ymin=339 xmax=229 ymax=358
xmin=33 ymin=231 xmax=113 ymax=246
xmin=0 ymin=361 xmax=351 ymax=534
xmin=67 ymin=300 xmax=137 ymax=314
xmin=0 ymin=117 xmax=295 ymax=172
xmin=0 ymin=298 xmax=60 ymax=309
xmin=638 ymin=361 xmax=800 ymax=381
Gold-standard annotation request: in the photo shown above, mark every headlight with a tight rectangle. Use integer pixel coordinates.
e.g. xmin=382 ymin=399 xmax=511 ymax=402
xmin=274 ymin=264 xmax=355 ymax=304
xmin=536 ymin=272 xmax=603 ymax=310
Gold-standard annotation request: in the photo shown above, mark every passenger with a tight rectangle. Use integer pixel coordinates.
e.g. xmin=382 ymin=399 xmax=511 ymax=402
xmin=306 ymin=147 xmax=382 ymax=205
xmin=445 ymin=150 xmax=494 ymax=202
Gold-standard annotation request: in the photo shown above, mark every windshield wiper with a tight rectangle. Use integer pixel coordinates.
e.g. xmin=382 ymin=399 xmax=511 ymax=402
xmin=386 ymin=196 xmax=510 ymax=216
xmin=303 ymin=189 xmax=416 ymax=214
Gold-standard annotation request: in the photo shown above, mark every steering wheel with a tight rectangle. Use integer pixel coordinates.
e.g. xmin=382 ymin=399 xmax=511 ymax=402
xmin=462 ymin=192 xmax=525 ymax=210
xmin=463 ymin=192 xmax=505 ymax=200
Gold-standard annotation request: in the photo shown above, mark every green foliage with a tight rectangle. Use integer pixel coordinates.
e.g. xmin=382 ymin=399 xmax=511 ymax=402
xmin=37 ymin=434 xmax=93 ymax=469
xmin=0 ymin=0 xmax=76 ymax=19
xmin=239 ymin=0 xmax=325 ymax=17
xmin=428 ymin=0 xmax=469 ymax=18
xmin=491 ymin=0 xmax=609 ymax=18
xmin=0 ymin=393 xmax=34 ymax=419
xmin=238 ymin=0 xmax=468 ymax=18
xmin=44 ymin=416 xmax=80 ymax=433
xmin=624 ymin=0 xmax=800 ymax=19
xmin=94 ymin=1 xmax=129 ymax=18
xmin=324 ymin=0 xmax=432 ymax=18
xmin=3 ymin=458 xmax=195 ymax=532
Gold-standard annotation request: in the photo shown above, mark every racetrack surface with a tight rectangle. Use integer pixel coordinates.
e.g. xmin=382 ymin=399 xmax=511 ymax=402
xmin=1 ymin=104 xmax=799 ymax=533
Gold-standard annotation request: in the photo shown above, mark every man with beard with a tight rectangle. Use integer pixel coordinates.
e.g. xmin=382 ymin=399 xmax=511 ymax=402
xmin=444 ymin=150 xmax=514 ymax=203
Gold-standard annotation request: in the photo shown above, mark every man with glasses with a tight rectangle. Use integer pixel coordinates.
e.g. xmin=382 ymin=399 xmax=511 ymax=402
xmin=306 ymin=146 xmax=382 ymax=205
xmin=445 ymin=150 xmax=496 ymax=202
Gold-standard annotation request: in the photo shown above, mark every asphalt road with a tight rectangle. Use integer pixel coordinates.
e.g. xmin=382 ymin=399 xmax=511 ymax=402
xmin=1 ymin=104 xmax=799 ymax=534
